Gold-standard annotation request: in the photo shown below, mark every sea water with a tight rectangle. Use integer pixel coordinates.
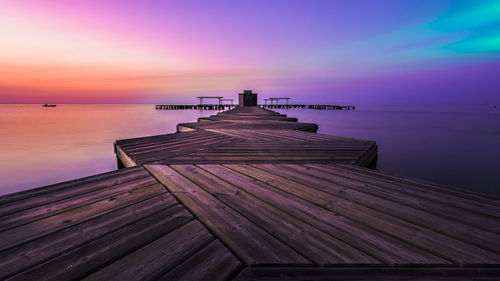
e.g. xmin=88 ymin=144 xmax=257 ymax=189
xmin=1 ymin=104 xmax=499 ymax=196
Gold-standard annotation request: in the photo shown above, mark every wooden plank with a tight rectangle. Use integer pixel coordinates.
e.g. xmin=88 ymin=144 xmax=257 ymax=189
xmin=0 ymin=183 xmax=166 ymax=252
xmin=176 ymin=125 xmax=197 ymax=132
xmin=173 ymin=164 xmax=380 ymax=266
xmin=115 ymin=131 xmax=192 ymax=145
xmin=224 ymin=129 xmax=346 ymax=143
xmin=128 ymin=134 xmax=233 ymax=159
xmin=131 ymin=137 xmax=238 ymax=164
xmin=154 ymin=158 xmax=354 ymax=165
xmin=156 ymin=240 xmax=241 ymax=281
xmin=145 ymin=164 xmax=310 ymax=266
xmin=122 ymin=135 xmax=228 ymax=156
xmin=205 ymin=144 xmax=374 ymax=151
xmin=222 ymin=164 xmax=449 ymax=266
xmin=0 ymin=193 xmax=178 ymax=280
xmin=176 ymin=120 xmax=319 ymax=132
xmin=116 ymin=130 xmax=214 ymax=148
xmin=120 ymin=130 xmax=222 ymax=151
xmin=200 ymin=116 xmax=298 ymax=122
xmin=268 ymin=129 xmax=370 ymax=142
xmin=114 ymin=144 xmax=137 ymax=167
xmin=0 ymin=176 xmax=157 ymax=231
xmin=176 ymin=152 xmax=362 ymax=158
xmin=354 ymin=143 xmax=378 ymax=167
xmin=247 ymin=164 xmax=500 ymax=265
xmin=302 ymin=164 xmax=500 ymax=231
xmin=0 ymin=167 xmax=146 ymax=207
xmin=233 ymin=267 xmax=500 ymax=281
xmin=8 ymin=204 xmax=193 ymax=281
xmin=336 ymin=165 xmax=500 ymax=207
xmin=205 ymin=129 xmax=278 ymax=142
xmin=256 ymin=164 xmax=500 ymax=254
xmin=169 ymin=151 xmax=359 ymax=159
xmin=84 ymin=220 xmax=213 ymax=281
xmin=127 ymin=133 xmax=234 ymax=156
xmin=162 ymin=154 xmax=356 ymax=164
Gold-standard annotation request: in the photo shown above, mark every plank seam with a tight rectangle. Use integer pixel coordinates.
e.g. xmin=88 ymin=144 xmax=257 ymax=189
xmin=1 ymin=197 xmax=183 ymax=280
xmin=265 ymin=164 xmax=500 ymax=254
xmin=0 ymin=188 xmax=169 ymax=254
xmin=143 ymin=164 xmax=252 ymax=267
xmin=245 ymin=164 xmax=468 ymax=265
xmin=303 ymin=164 xmax=500 ymax=231
xmin=0 ymin=173 xmax=154 ymax=218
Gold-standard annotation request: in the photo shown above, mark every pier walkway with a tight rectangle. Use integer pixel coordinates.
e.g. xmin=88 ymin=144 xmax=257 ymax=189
xmin=155 ymin=104 xmax=355 ymax=110
xmin=1 ymin=106 xmax=499 ymax=280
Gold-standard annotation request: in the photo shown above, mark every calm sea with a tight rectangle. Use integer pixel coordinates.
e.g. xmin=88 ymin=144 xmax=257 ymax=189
xmin=1 ymin=104 xmax=499 ymax=197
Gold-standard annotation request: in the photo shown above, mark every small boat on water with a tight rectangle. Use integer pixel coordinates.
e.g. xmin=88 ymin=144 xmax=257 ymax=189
xmin=43 ymin=104 xmax=56 ymax=107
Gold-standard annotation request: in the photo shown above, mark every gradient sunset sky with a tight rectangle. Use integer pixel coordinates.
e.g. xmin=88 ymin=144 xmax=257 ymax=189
xmin=1 ymin=0 xmax=499 ymax=104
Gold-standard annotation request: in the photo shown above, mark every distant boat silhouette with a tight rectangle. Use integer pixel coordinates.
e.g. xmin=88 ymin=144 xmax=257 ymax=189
xmin=43 ymin=104 xmax=56 ymax=107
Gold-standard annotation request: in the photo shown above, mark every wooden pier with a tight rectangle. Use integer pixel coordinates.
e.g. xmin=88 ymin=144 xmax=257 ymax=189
xmin=260 ymin=104 xmax=355 ymax=110
xmin=155 ymin=104 xmax=355 ymax=110
xmin=155 ymin=104 xmax=238 ymax=110
xmin=1 ymin=106 xmax=499 ymax=280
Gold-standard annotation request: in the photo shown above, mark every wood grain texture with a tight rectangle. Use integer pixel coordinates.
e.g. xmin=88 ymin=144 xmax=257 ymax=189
xmin=84 ymin=220 xmax=212 ymax=281
xmin=0 ymin=193 xmax=178 ymax=280
xmin=173 ymin=164 xmax=380 ymax=266
xmin=221 ymin=163 xmax=450 ymax=266
xmin=250 ymin=163 xmax=500 ymax=265
xmin=115 ymin=120 xmax=377 ymax=167
xmin=8 ymin=205 xmax=193 ymax=281
xmin=115 ymin=144 xmax=137 ymax=167
xmin=145 ymin=164 xmax=310 ymax=266
xmin=232 ymin=267 xmax=500 ymax=281
xmin=156 ymin=240 xmax=242 ymax=281
xmin=1 ymin=166 xmax=242 ymax=281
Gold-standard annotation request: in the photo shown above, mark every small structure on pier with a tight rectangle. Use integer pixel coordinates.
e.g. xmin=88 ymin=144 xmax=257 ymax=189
xmin=264 ymin=97 xmax=291 ymax=105
xmin=196 ymin=96 xmax=224 ymax=105
xmin=238 ymin=90 xmax=258 ymax=106
xmin=157 ymin=90 xmax=354 ymax=111
xmin=221 ymin=98 xmax=234 ymax=105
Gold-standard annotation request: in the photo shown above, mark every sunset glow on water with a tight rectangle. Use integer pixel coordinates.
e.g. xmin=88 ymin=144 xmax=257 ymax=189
xmin=0 ymin=104 xmax=215 ymax=195
xmin=1 ymin=104 xmax=499 ymax=197
xmin=1 ymin=1 xmax=500 ymax=197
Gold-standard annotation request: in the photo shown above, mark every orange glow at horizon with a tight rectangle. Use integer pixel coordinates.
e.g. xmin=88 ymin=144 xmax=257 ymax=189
xmin=0 ymin=5 xmax=211 ymax=102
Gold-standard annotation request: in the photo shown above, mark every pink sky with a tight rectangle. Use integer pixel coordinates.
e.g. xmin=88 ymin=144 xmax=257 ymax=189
xmin=1 ymin=0 xmax=499 ymax=103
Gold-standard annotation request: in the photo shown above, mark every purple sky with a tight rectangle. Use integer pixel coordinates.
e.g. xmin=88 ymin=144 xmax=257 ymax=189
xmin=1 ymin=0 xmax=499 ymax=104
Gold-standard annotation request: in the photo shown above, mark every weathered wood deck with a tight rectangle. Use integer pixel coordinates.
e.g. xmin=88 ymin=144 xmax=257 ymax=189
xmin=116 ymin=107 xmax=376 ymax=167
xmin=176 ymin=107 xmax=319 ymax=132
xmin=1 ymin=106 xmax=499 ymax=280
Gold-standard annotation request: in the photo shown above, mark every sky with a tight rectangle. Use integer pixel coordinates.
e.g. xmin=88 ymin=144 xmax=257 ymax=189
xmin=0 ymin=0 xmax=499 ymax=104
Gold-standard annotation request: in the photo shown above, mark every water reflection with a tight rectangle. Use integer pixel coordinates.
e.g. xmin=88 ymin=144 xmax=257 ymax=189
xmin=0 ymin=104 xmax=216 ymax=195
xmin=276 ymin=105 xmax=500 ymax=197
xmin=1 ymin=104 xmax=499 ymax=197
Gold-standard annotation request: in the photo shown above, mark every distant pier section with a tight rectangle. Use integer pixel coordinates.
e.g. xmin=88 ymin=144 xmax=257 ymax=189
xmin=155 ymin=90 xmax=355 ymax=110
